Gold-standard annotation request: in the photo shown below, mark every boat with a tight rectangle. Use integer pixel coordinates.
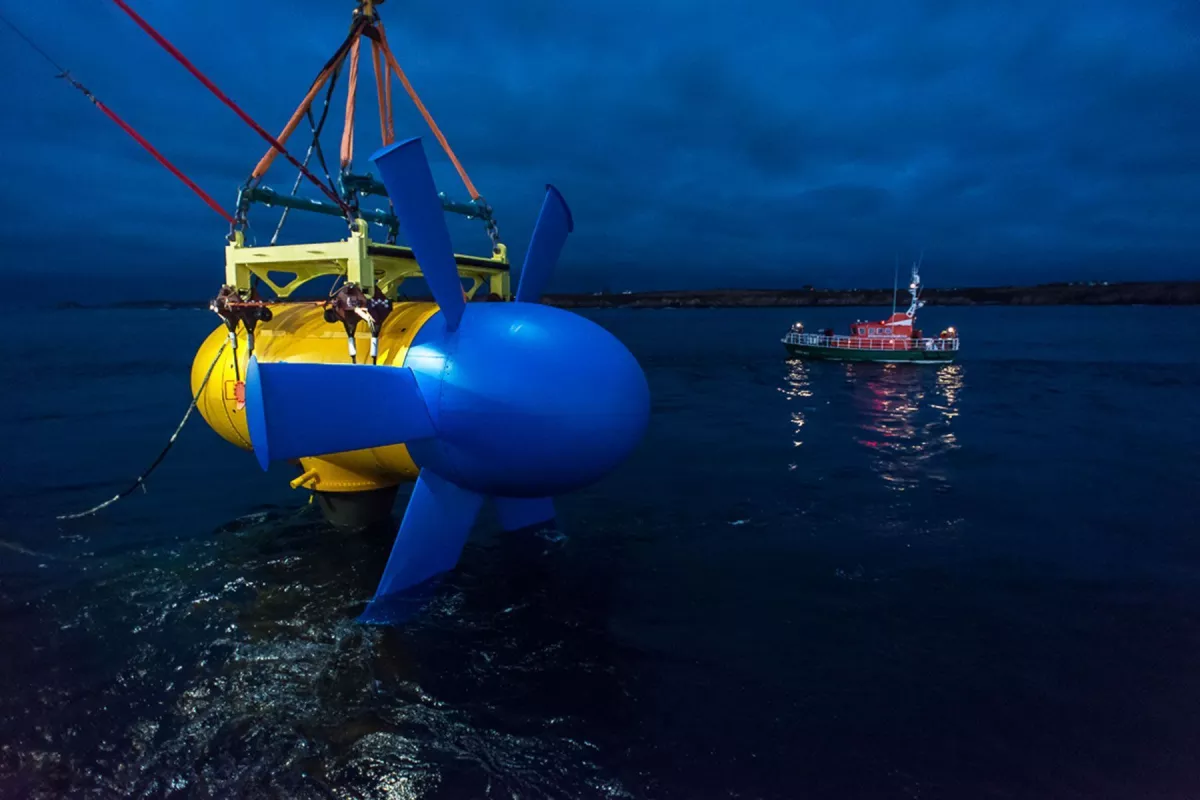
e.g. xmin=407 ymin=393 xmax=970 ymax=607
xmin=781 ymin=261 xmax=959 ymax=363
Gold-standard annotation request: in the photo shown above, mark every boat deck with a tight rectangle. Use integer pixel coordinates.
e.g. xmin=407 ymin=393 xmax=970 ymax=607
xmin=783 ymin=331 xmax=959 ymax=353
xmin=782 ymin=331 xmax=959 ymax=362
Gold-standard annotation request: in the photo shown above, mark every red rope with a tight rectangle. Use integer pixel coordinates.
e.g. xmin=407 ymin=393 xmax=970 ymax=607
xmin=109 ymin=0 xmax=352 ymax=216
xmin=0 ymin=10 xmax=231 ymax=224
xmin=64 ymin=75 xmax=234 ymax=224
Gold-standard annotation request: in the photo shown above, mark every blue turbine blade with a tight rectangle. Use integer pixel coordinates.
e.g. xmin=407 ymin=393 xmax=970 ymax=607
xmin=514 ymin=184 xmax=574 ymax=303
xmin=370 ymin=137 xmax=467 ymax=331
xmin=359 ymin=469 xmax=484 ymax=623
xmin=493 ymin=496 xmax=556 ymax=533
xmin=245 ymin=356 xmax=435 ymax=471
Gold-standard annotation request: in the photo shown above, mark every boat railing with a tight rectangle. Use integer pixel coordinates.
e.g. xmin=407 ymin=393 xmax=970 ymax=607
xmin=782 ymin=331 xmax=960 ymax=351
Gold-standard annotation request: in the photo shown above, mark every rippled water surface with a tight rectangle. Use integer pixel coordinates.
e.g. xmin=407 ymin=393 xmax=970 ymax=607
xmin=2 ymin=305 xmax=1199 ymax=799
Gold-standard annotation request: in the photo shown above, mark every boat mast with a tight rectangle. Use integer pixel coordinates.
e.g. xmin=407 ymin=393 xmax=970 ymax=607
xmin=906 ymin=251 xmax=926 ymax=319
xmin=892 ymin=255 xmax=899 ymax=317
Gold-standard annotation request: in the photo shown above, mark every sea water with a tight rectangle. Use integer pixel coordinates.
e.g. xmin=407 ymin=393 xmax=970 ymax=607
xmin=1 ymin=305 xmax=1198 ymax=798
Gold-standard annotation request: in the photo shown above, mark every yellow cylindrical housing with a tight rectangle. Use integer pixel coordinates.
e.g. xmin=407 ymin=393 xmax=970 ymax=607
xmin=190 ymin=301 xmax=440 ymax=493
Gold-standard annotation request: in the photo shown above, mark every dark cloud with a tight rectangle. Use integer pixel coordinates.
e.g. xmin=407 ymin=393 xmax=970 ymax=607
xmin=0 ymin=0 xmax=1197 ymax=294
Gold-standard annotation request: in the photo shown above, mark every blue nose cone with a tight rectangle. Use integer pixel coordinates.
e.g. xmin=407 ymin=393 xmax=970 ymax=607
xmin=403 ymin=302 xmax=650 ymax=497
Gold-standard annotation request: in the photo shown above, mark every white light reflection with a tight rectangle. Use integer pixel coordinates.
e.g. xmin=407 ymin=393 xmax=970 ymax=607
xmin=779 ymin=358 xmax=813 ymax=450
xmin=847 ymin=362 xmax=963 ymax=492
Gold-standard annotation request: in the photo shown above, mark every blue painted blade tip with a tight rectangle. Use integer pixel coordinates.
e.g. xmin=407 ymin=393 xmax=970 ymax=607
xmin=369 ymin=470 xmax=483 ymax=606
xmin=514 ymin=185 xmax=575 ymax=303
xmin=357 ymin=576 xmax=443 ymax=626
xmin=369 ymin=133 xmax=465 ymax=330
xmin=544 ymin=184 xmax=574 ymax=232
xmin=368 ymin=135 xmax=424 ymax=165
xmin=244 ymin=356 xmax=271 ymax=471
xmin=242 ymin=361 xmax=436 ymax=469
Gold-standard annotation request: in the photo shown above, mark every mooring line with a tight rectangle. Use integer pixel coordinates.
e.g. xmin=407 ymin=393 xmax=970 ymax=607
xmin=56 ymin=342 xmax=228 ymax=521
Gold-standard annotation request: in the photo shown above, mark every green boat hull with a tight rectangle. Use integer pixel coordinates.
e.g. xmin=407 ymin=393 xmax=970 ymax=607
xmin=784 ymin=342 xmax=956 ymax=364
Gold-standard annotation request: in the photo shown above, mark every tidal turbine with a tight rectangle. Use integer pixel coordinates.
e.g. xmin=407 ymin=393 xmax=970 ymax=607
xmin=244 ymin=136 xmax=651 ymax=621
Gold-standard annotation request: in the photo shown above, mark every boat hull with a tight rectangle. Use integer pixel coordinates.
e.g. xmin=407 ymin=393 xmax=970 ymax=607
xmin=784 ymin=342 xmax=956 ymax=364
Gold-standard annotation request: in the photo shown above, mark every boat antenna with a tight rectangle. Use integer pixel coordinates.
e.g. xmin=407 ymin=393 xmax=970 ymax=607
xmin=892 ymin=255 xmax=899 ymax=317
xmin=902 ymin=249 xmax=926 ymax=319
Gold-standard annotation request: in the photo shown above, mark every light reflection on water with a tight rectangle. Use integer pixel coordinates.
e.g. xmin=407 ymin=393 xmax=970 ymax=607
xmin=780 ymin=359 xmax=813 ymax=452
xmin=782 ymin=359 xmax=964 ymax=490
xmin=847 ymin=362 xmax=963 ymax=491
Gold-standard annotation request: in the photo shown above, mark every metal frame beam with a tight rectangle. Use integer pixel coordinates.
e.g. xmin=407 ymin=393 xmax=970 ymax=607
xmin=225 ymin=219 xmax=510 ymax=300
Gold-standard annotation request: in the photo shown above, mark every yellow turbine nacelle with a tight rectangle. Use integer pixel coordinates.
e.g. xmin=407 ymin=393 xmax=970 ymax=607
xmin=190 ymin=301 xmax=441 ymax=495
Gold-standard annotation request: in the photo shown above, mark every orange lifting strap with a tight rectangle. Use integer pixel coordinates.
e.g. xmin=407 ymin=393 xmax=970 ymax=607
xmin=370 ymin=36 xmax=395 ymax=147
xmin=375 ymin=21 xmax=481 ymax=200
xmin=249 ymin=18 xmax=362 ymax=183
xmin=340 ymin=35 xmax=361 ymax=170
xmin=252 ymin=10 xmax=481 ymax=202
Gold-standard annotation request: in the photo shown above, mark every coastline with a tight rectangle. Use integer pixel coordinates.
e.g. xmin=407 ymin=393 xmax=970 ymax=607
xmin=54 ymin=280 xmax=1200 ymax=311
xmin=542 ymin=281 xmax=1200 ymax=309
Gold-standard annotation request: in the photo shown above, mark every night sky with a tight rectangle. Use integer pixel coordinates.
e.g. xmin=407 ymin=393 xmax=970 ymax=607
xmin=1 ymin=0 xmax=1197 ymax=293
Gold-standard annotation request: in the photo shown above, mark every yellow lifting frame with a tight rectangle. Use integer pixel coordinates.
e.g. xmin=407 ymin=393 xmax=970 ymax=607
xmin=224 ymin=218 xmax=511 ymax=300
